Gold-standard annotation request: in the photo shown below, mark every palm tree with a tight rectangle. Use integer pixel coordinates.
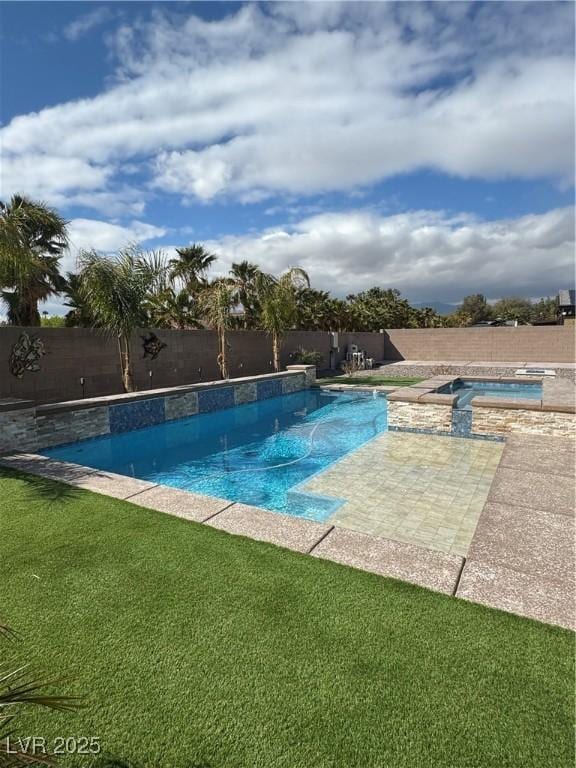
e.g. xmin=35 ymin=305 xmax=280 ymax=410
xmin=259 ymin=268 xmax=309 ymax=372
xmin=229 ymin=261 xmax=262 ymax=329
xmin=77 ymin=246 xmax=164 ymax=392
xmin=146 ymin=285 xmax=204 ymax=330
xmin=200 ymin=279 xmax=234 ymax=379
xmin=63 ymin=273 xmax=93 ymax=327
xmin=0 ymin=195 xmax=68 ymax=326
xmin=169 ymin=244 xmax=216 ymax=291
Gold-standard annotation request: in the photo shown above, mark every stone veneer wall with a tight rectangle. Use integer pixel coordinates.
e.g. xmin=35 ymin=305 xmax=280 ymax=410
xmin=386 ymin=373 xmax=575 ymax=440
xmin=387 ymin=397 xmax=575 ymax=440
xmin=472 ymin=407 xmax=575 ymax=438
xmin=0 ymin=367 xmax=313 ymax=455
xmin=387 ymin=401 xmax=453 ymax=433
xmin=0 ymin=406 xmax=38 ymax=453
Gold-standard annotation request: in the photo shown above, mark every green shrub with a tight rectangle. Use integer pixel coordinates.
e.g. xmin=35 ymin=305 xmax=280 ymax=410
xmin=291 ymin=347 xmax=323 ymax=365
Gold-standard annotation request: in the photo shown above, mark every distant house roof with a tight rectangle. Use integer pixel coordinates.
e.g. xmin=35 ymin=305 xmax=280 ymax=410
xmin=558 ymin=289 xmax=575 ymax=307
xmin=470 ymin=319 xmax=527 ymax=328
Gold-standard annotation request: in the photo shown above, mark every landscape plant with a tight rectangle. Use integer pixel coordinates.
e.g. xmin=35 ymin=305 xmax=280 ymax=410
xmin=168 ymin=244 xmax=216 ymax=292
xmin=259 ymin=268 xmax=309 ymax=372
xmin=77 ymin=247 xmax=165 ymax=392
xmin=200 ymin=279 xmax=234 ymax=379
xmin=291 ymin=347 xmax=323 ymax=366
xmin=341 ymin=358 xmax=361 ymax=377
xmin=0 ymin=196 xmax=562 ymax=333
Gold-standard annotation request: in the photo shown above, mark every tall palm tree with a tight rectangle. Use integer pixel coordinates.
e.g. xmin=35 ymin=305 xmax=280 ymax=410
xmin=77 ymin=246 xmax=164 ymax=392
xmin=0 ymin=195 xmax=68 ymax=326
xmin=229 ymin=261 xmax=262 ymax=329
xmin=200 ymin=279 xmax=234 ymax=379
xmin=259 ymin=268 xmax=309 ymax=372
xmin=169 ymin=244 xmax=216 ymax=291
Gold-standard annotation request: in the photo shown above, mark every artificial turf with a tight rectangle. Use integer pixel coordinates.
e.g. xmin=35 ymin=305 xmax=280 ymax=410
xmin=318 ymin=376 xmax=424 ymax=386
xmin=1 ymin=468 xmax=573 ymax=768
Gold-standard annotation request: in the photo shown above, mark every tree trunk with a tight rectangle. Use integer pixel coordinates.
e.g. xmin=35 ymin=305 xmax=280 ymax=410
xmin=15 ymin=295 xmax=41 ymax=326
xmin=272 ymin=332 xmax=281 ymax=372
xmin=118 ymin=334 xmax=135 ymax=392
xmin=218 ymin=326 xmax=229 ymax=379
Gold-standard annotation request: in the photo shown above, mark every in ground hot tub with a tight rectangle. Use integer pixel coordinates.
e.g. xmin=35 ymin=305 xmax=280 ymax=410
xmin=438 ymin=379 xmax=542 ymax=410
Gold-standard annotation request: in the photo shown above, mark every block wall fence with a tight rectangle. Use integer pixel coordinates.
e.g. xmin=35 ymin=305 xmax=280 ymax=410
xmin=384 ymin=326 xmax=575 ymax=363
xmin=0 ymin=325 xmax=574 ymax=405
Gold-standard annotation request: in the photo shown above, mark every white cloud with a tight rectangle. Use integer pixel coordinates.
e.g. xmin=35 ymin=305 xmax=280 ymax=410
xmin=62 ymin=218 xmax=166 ymax=273
xmin=1 ymin=3 xmax=573 ymax=208
xmin=203 ymin=206 xmax=574 ymax=302
xmin=0 ymin=155 xmax=111 ymax=199
xmin=63 ymin=7 xmax=114 ymax=42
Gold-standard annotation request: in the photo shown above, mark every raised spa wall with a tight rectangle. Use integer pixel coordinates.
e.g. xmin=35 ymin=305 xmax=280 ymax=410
xmin=387 ymin=375 xmax=575 ymax=440
xmin=0 ymin=365 xmax=315 ymax=455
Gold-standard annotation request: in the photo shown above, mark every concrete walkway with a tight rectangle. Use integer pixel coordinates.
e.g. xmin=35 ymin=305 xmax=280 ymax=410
xmin=456 ymin=434 xmax=575 ymax=629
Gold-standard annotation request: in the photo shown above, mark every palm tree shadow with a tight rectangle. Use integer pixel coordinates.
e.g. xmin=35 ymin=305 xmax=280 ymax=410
xmin=1 ymin=467 xmax=84 ymax=505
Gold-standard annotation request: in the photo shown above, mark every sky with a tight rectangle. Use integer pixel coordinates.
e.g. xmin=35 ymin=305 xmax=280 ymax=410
xmin=1 ymin=0 xmax=574 ymax=315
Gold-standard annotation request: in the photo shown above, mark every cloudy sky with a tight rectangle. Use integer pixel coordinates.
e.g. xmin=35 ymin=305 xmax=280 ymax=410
xmin=1 ymin=1 xmax=574 ymax=313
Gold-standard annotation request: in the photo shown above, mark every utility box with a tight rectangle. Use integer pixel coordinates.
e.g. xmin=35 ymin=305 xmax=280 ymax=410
xmin=330 ymin=332 xmax=339 ymax=350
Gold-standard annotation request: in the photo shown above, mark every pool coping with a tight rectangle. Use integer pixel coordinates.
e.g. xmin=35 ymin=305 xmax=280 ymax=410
xmin=1 ymin=430 xmax=574 ymax=628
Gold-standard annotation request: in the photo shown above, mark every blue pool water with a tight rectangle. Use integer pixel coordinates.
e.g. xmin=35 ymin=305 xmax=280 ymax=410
xmin=438 ymin=379 xmax=542 ymax=410
xmin=45 ymin=390 xmax=387 ymax=520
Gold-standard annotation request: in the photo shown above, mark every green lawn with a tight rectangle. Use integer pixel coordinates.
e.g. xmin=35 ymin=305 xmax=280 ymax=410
xmin=319 ymin=376 xmax=424 ymax=387
xmin=1 ymin=468 xmax=573 ymax=768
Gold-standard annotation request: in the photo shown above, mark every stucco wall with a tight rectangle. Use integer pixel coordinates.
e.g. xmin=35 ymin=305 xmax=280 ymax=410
xmin=384 ymin=326 xmax=576 ymax=363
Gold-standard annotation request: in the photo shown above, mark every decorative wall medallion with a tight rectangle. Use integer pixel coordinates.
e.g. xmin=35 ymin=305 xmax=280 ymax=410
xmin=141 ymin=332 xmax=167 ymax=360
xmin=9 ymin=332 xmax=46 ymax=378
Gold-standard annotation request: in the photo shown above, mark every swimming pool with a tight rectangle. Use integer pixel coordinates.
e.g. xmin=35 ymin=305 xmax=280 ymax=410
xmin=438 ymin=379 xmax=542 ymax=410
xmin=45 ymin=390 xmax=388 ymax=520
